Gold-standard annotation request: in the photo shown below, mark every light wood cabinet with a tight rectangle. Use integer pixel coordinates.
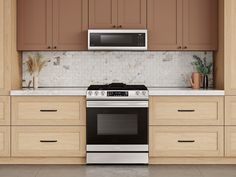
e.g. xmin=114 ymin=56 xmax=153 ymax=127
xmin=225 ymin=126 xmax=236 ymax=156
xmin=11 ymin=126 xmax=86 ymax=157
xmin=17 ymin=0 xmax=88 ymax=51
xmin=0 ymin=0 xmax=11 ymax=95
xmin=89 ymin=0 xmax=146 ymax=29
xmin=225 ymin=96 xmax=236 ymax=125
xmin=149 ymin=96 xmax=224 ymax=125
xmin=225 ymin=0 xmax=236 ymax=94
xmin=148 ymin=0 xmax=218 ymax=50
xmin=12 ymin=96 xmax=86 ymax=125
xmin=0 ymin=96 xmax=10 ymax=125
xmin=149 ymin=126 xmax=224 ymax=157
xmin=0 ymin=126 xmax=10 ymax=157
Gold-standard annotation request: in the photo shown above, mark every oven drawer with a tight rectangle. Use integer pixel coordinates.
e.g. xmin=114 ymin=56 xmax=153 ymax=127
xmin=149 ymin=96 xmax=223 ymax=125
xmin=12 ymin=96 xmax=86 ymax=125
xmin=0 ymin=126 xmax=10 ymax=157
xmin=149 ymin=126 xmax=223 ymax=157
xmin=0 ymin=96 xmax=10 ymax=125
xmin=11 ymin=126 xmax=86 ymax=157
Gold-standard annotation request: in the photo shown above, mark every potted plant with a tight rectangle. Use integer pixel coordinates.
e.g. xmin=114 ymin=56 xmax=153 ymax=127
xmin=25 ymin=53 xmax=47 ymax=89
xmin=191 ymin=55 xmax=213 ymax=89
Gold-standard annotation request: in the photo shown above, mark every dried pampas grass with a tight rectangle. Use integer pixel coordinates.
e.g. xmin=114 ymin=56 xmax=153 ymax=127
xmin=25 ymin=53 xmax=47 ymax=75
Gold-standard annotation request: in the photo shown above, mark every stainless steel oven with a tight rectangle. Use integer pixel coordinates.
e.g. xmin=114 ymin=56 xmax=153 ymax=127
xmin=88 ymin=29 xmax=147 ymax=50
xmin=86 ymin=83 xmax=148 ymax=164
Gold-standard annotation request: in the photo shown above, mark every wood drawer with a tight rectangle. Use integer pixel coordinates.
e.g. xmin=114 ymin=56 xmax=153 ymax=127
xmin=0 ymin=126 xmax=10 ymax=157
xmin=0 ymin=96 xmax=10 ymax=125
xmin=149 ymin=96 xmax=223 ymax=125
xmin=149 ymin=126 xmax=223 ymax=157
xmin=12 ymin=96 xmax=86 ymax=125
xmin=11 ymin=126 xmax=86 ymax=157
xmin=225 ymin=126 xmax=236 ymax=156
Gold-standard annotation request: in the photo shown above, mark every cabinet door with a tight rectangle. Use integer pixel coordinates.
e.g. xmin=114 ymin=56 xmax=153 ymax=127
xmin=17 ymin=0 xmax=53 ymax=50
xmin=53 ymin=0 xmax=88 ymax=50
xmin=117 ymin=0 xmax=146 ymax=29
xmin=0 ymin=0 xmax=11 ymax=94
xmin=225 ymin=0 xmax=236 ymax=94
xmin=89 ymin=0 xmax=118 ymax=28
xmin=182 ymin=0 xmax=218 ymax=50
xmin=147 ymin=0 xmax=182 ymax=50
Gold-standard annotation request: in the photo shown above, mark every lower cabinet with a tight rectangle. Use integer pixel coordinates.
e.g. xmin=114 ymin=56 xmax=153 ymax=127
xmin=0 ymin=126 xmax=10 ymax=157
xmin=225 ymin=126 xmax=236 ymax=156
xmin=149 ymin=126 xmax=224 ymax=157
xmin=11 ymin=126 xmax=86 ymax=157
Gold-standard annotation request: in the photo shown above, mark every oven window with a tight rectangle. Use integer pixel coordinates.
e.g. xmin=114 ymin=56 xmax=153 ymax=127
xmin=97 ymin=114 xmax=138 ymax=135
xmin=101 ymin=34 xmax=133 ymax=45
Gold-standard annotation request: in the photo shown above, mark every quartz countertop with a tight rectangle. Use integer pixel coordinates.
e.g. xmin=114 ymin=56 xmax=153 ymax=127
xmin=10 ymin=88 xmax=225 ymax=96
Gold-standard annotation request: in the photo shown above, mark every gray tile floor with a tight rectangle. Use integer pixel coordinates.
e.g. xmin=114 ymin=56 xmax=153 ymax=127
xmin=0 ymin=165 xmax=236 ymax=177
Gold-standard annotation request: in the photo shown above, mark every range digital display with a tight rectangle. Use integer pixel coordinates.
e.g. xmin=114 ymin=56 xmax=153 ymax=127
xmin=107 ymin=91 xmax=129 ymax=97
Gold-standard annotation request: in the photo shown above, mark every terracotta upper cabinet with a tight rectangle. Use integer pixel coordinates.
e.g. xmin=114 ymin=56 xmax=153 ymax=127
xmin=89 ymin=0 xmax=146 ymax=29
xmin=182 ymin=0 xmax=218 ymax=50
xmin=118 ymin=0 xmax=146 ymax=29
xmin=147 ymin=0 xmax=182 ymax=50
xmin=148 ymin=0 xmax=218 ymax=51
xmin=17 ymin=0 xmax=88 ymax=51
xmin=17 ymin=0 xmax=53 ymax=50
xmin=89 ymin=0 xmax=117 ymax=29
xmin=53 ymin=0 xmax=88 ymax=50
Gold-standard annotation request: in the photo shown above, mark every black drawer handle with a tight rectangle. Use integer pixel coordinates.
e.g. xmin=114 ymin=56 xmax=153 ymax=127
xmin=40 ymin=110 xmax=58 ymax=112
xmin=178 ymin=140 xmax=195 ymax=143
xmin=178 ymin=110 xmax=195 ymax=112
xmin=40 ymin=140 xmax=58 ymax=143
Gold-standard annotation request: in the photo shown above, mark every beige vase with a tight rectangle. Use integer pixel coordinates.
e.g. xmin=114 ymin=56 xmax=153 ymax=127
xmin=190 ymin=72 xmax=201 ymax=89
xmin=33 ymin=72 xmax=39 ymax=89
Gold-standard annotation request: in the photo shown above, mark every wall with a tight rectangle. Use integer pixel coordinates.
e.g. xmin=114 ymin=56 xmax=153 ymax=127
xmin=22 ymin=51 xmax=213 ymax=88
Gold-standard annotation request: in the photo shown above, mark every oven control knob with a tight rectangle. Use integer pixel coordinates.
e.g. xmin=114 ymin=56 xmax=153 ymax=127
xmin=95 ymin=91 xmax=99 ymax=96
xmin=101 ymin=91 xmax=105 ymax=96
xmin=142 ymin=91 xmax=147 ymax=96
xmin=88 ymin=91 xmax=93 ymax=96
xmin=136 ymin=91 xmax=140 ymax=95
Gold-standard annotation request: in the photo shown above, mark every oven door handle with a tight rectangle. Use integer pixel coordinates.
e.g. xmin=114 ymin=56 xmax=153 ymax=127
xmin=87 ymin=101 xmax=148 ymax=108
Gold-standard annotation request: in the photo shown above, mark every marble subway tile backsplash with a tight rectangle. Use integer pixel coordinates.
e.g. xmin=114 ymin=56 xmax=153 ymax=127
xmin=22 ymin=51 xmax=213 ymax=88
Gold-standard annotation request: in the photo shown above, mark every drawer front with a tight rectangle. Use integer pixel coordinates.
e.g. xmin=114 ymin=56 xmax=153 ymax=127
xmin=12 ymin=96 xmax=86 ymax=125
xmin=149 ymin=97 xmax=223 ymax=125
xmin=225 ymin=126 xmax=236 ymax=156
xmin=0 ymin=126 xmax=10 ymax=157
xmin=225 ymin=96 xmax=236 ymax=125
xmin=0 ymin=96 xmax=10 ymax=125
xmin=11 ymin=126 xmax=86 ymax=157
xmin=149 ymin=126 xmax=223 ymax=157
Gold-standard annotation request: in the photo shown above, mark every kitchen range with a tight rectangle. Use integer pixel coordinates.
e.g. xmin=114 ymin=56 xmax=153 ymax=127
xmin=86 ymin=83 xmax=149 ymax=164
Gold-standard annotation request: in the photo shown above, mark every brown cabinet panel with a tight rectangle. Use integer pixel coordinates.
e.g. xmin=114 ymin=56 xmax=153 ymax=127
xmin=182 ymin=0 xmax=218 ymax=50
xmin=147 ymin=0 xmax=182 ymax=50
xmin=53 ymin=0 xmax=88 ymax=50
xmin=118 ymin=0 xmax=146 ymax=29
xmin=17 ymin=0 xmax=53 ymax=50
xmin=89 ymin=0 xmax=117 ymax=29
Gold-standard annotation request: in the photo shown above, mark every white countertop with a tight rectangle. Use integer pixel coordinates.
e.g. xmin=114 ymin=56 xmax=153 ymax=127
xmin=10 ymin=88 xmax=225 ymax=96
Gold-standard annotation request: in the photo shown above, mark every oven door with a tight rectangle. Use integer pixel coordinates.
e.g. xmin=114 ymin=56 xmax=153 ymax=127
xmin=86 ymin=101 xmax=148 ymax=145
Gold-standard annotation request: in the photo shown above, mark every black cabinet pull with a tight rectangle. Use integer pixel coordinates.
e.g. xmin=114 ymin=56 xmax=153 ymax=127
xmin=40 ymin=140 xmax=58 ymax=143
xmin=40 ymin=110 xmax=58 ymax=112
xmin=178 ymin=140 xmax=195 ymax=143
xmin=118 ymin=25 xmax=122 ymax=28
xmin=178 ymin=109 xmax=195 ymax=112
xmin=47 ymin=46 xmax=51 ymax=49
xmin=112 ymin=25 xmax=116 ymax=28
xmin=54 ymin=46 xmax=57 ymax=49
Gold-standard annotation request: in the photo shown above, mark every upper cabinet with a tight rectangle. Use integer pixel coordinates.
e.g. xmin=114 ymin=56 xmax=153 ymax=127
xmin=148 ymin=0 xmax=218 ymax=51
xmin=182 ymin=0 xmax=218 ymax=50
xmin=0 ymin=0 xmax=11 ymax=95
xmin=89 ymin=0 xmax=146 ymax=29
xmin=17 ymin=0 xmax=88 ymax=51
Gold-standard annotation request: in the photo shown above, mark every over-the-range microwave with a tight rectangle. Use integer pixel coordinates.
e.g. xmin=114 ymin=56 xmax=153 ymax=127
xmin=88 ymin=29 xmax=147 ymax=51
